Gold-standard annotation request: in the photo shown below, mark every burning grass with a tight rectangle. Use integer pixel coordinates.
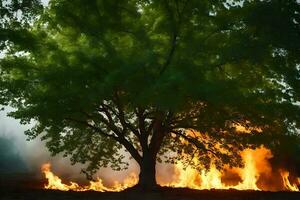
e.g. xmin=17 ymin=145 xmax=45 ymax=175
xmin=41 ymin=163 xmax=138 ymax=192
xmin=41 ymin=147 xmax=300 ymax=192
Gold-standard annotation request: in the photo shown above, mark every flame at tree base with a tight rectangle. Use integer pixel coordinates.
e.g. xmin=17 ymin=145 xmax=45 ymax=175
xmin=41 ymin=147 xmax=300 ymax=192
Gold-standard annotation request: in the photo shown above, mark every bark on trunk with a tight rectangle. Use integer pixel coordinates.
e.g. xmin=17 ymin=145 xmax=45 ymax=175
xmin=136 ymin=115 xmax=165 ymax=191
xmin=137 ymin=153 xmax=158 ymax=190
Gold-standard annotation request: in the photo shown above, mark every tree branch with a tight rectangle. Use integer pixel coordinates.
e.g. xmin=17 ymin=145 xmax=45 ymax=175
xmin=65 ymin=117 xmax=117 ymax=140
xmin=149 ymin=112 xmax=167 ymax=157
xmin=159 ymin=28 xmax=178 ymax=75
xmin=159 ymin=0 xmax=179 ymax=75
xmin=111 ymin=95 xmax=141 ymax=137
xmin=171 ymin=130 xmax=218 ymax=157
xmin=65 ymin=117 xmax=142 ymax=164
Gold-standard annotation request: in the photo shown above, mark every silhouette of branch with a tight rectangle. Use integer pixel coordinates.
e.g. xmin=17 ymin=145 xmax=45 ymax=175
xmin=171 ymin=130 xmax=218 ymax=157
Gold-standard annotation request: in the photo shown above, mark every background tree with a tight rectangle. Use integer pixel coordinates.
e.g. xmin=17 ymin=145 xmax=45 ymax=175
xmin=0 ymin=0 xmax=299 ymax=190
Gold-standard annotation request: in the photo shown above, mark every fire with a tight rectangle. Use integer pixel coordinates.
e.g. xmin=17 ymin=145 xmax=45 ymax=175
xmin=42 ymin=147 xmax=300 ymax=192
xmin=161 ymin=147 xmax=269 ymax=190
xmin=41 ymin=125 xmax=300 ymax=193
xmin=161 ymin=147 xmax=300 ymax=191
xmin=42 ymin=164 xmax=70 ymax=191
xmin=41 ymin=163 xmax=138 ymax=192
xmin=280 ymin=170 xmax=300 ymax=191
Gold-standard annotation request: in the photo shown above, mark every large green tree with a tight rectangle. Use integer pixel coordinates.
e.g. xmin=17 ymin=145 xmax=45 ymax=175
xmin=0 ymin=0 xmax=299 ymax=190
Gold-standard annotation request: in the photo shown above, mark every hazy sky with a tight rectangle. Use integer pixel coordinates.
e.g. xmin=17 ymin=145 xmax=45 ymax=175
xmin=0 ymin=107 xmax=74 ymax=173
xmin=0 ymin=106 xmax=140 ymax=182
xmin=42 ymin=0 xmax=49 ymax=6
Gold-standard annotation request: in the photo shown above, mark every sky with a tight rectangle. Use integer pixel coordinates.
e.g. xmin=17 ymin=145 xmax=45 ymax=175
xmin=42 ymin=0 xmax=49 ymax=6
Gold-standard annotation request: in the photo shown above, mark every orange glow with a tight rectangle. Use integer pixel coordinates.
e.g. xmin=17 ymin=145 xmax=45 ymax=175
xmin=280 ymin=170 xmax=299 ymax=191
xmin=41 ymin=126 xmax=300 ymax=193
xmin=160 ymin=147 xmax=300 ymax=191
xmin=42 ymin=146 xmax=300 ymax=192
xmin=41 ymin=163 xmax=138 ymax=192
xmin=234 ymin=123 xmax=263 ymax=133
xmin=160 ymin=147 xmax=271 ymax=190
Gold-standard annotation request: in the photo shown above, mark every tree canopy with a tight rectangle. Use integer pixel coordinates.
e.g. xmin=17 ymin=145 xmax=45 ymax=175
xmin=0 ymin=0 xmax=299 ymax=189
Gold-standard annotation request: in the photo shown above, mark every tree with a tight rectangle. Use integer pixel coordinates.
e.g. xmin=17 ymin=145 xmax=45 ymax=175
xmin=0 ymin=0 xmax=299 ymax=190
xmin=0 ymin=0 xmax=42 ymax=50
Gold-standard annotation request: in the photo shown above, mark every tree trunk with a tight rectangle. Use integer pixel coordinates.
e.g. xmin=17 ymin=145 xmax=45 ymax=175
xmin=137 ymin=153 xmax=158 ymax=191
xmin=136 ymin=114 xmax=165 ymax=191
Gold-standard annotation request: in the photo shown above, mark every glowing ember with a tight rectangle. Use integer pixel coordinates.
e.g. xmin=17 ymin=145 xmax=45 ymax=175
xmin=41 ymin=163 xmax=138 ymax=192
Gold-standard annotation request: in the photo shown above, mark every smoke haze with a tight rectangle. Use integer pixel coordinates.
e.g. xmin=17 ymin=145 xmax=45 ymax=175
xmin=0 ymin=107 xmax=75 ymax=174
xmin=0 ymin=106 xmax=140 ymax=184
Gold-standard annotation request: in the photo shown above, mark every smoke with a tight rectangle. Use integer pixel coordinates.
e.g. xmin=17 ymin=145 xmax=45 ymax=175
xmin=0 ymin=107 xmax=139 ymax=183
xmin=0 ymin=107 xmax=33 ymax=172
xmin=0 ymin=107 xmax=85 ymax=178
xmin=0 ymin=137 xmax=27 ymax=172
xmin=0 ymin=107 xmax=165 ymax=185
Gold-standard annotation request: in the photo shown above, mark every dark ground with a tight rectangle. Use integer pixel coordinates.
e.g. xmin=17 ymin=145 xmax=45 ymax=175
xmin=1 ymin=173 xmax=300 ymax=200
xmin=1 ymin=187 xmax=300 ymax=200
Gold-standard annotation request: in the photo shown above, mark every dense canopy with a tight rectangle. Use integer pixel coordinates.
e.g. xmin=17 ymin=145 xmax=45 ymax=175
xmin=0 ymin=0 xmax=299 ymax=189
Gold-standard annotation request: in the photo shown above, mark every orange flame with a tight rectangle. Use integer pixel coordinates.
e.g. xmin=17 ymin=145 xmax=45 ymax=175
xmin=41 ymin=163 xmax=138 ymax=192
xmin=162 ymin=147 xmax=272 ymax=190
xmin=42 ymin=146 xmax=300 ymax=192
xmin=42 ymin=147 xmax=300 ymax=191
xmin=160 ymin=147 xmax=300 ymax=191
xmin=280 ymin=170 xmax=300 ymax=191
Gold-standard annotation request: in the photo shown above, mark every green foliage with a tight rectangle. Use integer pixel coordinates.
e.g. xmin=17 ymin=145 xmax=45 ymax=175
xmin=0 ymin=0 xmax=43 ymax=50
xmin=0 ymin=0 xmax=299 ymax=179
